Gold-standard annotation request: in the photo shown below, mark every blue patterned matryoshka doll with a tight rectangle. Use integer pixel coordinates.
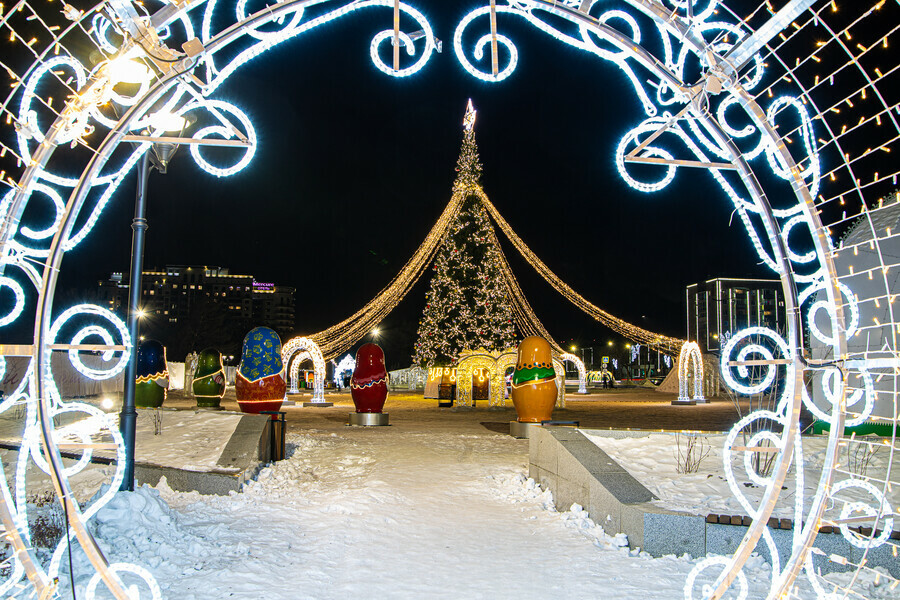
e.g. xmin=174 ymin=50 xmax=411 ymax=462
xmin=135 ymin=339 xmax=168 ymax=408
xmin=235 ymin=327 xmax=285 ymax=414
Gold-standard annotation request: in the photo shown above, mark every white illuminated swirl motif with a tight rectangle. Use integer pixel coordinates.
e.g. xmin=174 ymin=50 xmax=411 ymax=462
xmin=201 ymin=0 xmax=438 ymax=90
xmin=86 ymin=563 xmax=163 ymax=600
xmin=234 ymin=0 xmax=304 ymax=41
xmin=684 ymin=555 xmax=749 ymax=600
xmin=0 ymin=275 xmax=26 ymax=326
xmin=453 ymin=5 xmax=519 ymax=82
xmin=47 ymin=304 xmax=132 ymax=387
xmin=719 ymin=327 xmax=792 ymax=400
xmin=831 ymin=479 xmax=894 ymax=550
xmin=184 ymin=100 xmax=258 ymax=178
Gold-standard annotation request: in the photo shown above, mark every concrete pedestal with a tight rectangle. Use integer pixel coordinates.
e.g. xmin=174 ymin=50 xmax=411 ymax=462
xmin=303 ymin=401 xmax=334 ymax=407
xmin=348 ymin=412 xmax=389 ymax=426
xmin=281 ymin=399 xmax=296 ymax=407
xmin=509 ymin=421 xmax=540 ymax=439
xmin=671 ymin=399 xmax=697 ymax=406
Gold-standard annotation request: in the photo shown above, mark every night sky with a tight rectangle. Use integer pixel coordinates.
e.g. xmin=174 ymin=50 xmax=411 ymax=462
xmin=55 ymin=3 xmax=772 ymax=365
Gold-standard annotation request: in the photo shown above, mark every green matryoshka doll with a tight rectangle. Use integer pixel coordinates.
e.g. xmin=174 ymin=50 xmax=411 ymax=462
xmin=135 ymin=339 xmax=168 ymax=408
xmin=193 ymin=348 xmax=226 ymax=408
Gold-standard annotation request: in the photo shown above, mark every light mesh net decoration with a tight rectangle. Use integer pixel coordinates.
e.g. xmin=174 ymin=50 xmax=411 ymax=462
xmin=1 ymin=1 xmax=898 ymax=598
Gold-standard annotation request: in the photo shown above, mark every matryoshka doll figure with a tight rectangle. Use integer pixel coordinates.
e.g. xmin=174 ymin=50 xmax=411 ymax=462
xmin=350 ymin=343 xmax=388 ymax=413
xmin=193 ymin=348 xmax=226 ymax=408
xmin=235 ymin=327 xmax=286 ymax=414
xmin=135 ymin=339 xmax=168 ymax=408
xmin=510 ymin=337 xmax=557 ymax=423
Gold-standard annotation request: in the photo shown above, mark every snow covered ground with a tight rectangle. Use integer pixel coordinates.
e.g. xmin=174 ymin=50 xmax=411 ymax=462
xmin=582 ymin=431 xmax=900 ymax=522
xmin=51 ymin=427 xmax=895 ymax=599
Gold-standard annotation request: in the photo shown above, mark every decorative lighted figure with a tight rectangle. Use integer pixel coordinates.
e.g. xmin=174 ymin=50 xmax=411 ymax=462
xmin=510 ymin=336 xmax=557 ymax=423
xmin=193 ymin=348 xmax=226 ymax=408
xmin=134 ymin=339 xmax=168 ymax=408
xmin=677 ymin=341 xmax=705 ymax=403
xmin=350 ymin=343 xmax=388 ymax=414
xmin=235 ymin=327 xmax=285 ymax=414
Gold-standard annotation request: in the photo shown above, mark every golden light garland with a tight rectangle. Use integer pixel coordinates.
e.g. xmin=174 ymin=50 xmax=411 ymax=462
xmin=481 ymin=195 xmax=685 ymax=355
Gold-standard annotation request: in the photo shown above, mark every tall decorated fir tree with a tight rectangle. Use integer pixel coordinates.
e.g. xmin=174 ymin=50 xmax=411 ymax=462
xmin=412 ymin=101 xmax=517 ymax=367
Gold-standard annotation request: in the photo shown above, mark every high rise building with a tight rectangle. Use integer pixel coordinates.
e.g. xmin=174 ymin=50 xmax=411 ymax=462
xmin=98 ymin=265 xmax=296 ymax=337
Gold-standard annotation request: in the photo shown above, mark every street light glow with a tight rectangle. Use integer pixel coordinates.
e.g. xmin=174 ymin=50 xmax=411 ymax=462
xmin=149 ymin=111 xmax=190 ymax=133
xmin=105 ymin=56 xmax=150 ymax=84
xmin=570 ymin=345 xmax=576 ymax=351
xmin=607 ymin=341 xmax=613 ymax=346
xmin=371 ymin=327 xmax=380 ymax=337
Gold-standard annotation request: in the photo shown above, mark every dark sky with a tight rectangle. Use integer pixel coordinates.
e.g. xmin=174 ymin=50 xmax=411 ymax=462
xmin=57 ymin=3 xmax=772 ymax=362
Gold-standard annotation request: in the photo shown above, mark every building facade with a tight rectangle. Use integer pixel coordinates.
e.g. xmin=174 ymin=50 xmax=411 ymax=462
xmin=98 ymin=265 xmax=296 ymax=337
xmin=686 ymin=278 xmax=784 ymax=354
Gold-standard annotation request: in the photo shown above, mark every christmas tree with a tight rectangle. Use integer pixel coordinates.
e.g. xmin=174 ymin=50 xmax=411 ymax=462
xmin=412 ymin=101 xmax=518 ymax=367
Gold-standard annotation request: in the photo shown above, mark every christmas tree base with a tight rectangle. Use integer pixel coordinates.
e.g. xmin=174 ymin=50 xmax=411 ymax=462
xmin=348 ymin=412 xmax=389 ymax=426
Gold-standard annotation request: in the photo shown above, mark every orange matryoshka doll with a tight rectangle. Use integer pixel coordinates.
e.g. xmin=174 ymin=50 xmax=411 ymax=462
xmin=510 ymin=337 xmax=557 ymax=423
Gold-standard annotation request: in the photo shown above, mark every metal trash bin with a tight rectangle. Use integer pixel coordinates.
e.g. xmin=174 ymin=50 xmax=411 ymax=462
xmin=260 ymin=411 xmax=286 ymax=462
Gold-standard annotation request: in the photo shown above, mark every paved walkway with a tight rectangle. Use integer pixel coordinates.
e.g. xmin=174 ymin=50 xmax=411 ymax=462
xmin=162 ymin=387 xmax=751 ymax=435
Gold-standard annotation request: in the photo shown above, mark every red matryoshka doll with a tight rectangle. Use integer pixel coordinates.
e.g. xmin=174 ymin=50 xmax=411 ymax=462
xmin=350 ymin=343 xmax=388 ymax=413
xmin=510 ymin=336 xmax=557 ymax=423
xmin=235 ymin=327 xmax=286 ymax=414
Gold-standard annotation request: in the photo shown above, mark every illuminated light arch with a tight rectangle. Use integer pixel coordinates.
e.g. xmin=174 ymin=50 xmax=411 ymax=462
xmin=551 ymin=356 xmax=566 ymax=409
xmin=559 ymin=352 xmax=588 ymax=394
xmin=288 ymin=349 xmax=312 ymax=393
xmin=677 ymin=341 xmax=704 ymax=403
xmin=455 ymin=349 xmax=506 ymax=408
xmin=495 ymin=351 xmax=518 ymax=407
xmin=332 ymin=354 xmax=356 ymax=387
xmin=0 ymin=1 xmax=897 ymax=598
xmin=282 ymin=336 xmax=327 ymax=402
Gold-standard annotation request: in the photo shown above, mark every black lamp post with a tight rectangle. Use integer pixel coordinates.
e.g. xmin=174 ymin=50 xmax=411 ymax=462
xmin=120 ymin=118 xmax=192 ymax=492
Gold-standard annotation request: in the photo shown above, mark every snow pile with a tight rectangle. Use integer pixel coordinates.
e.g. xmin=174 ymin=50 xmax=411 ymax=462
xmin=92 ymin=483 xmax=233 ymax=573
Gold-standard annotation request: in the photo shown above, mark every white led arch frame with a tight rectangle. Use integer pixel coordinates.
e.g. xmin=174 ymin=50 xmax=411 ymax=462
xmin=0 ymin=0 xmax=895 ymax=598
xmin=559 ymin=352 xmax=588 ymax=394
xmin=677 ymin=341 xmax=704 ymax=402
xmin=0 ymin=2 xmax=438 ymax=598
xmin=282 ymin=336 xmax=327 ymax=402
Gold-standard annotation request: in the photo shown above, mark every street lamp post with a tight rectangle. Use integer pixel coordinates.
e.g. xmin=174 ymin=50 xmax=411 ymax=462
xmin=119 ymin=119 xmax=192 ymax=492
xmin=115 ymin=112 xmax=249 ymax=492
xmin=119 ymin=150 xmax=151 ymax=492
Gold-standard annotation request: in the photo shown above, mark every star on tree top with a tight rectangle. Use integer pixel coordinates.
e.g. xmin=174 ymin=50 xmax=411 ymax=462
xmin=463 ymin=98 xmax=477 ymax=131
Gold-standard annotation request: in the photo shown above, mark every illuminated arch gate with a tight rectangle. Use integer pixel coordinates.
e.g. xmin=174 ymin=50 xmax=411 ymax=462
xmin=282 ymin=337 xmax=327 ymax=402
xmin=559 ymin=352 xmax=588 ymax=394
xmin=676 ymin=341 xmax=705 ymax=403
xmin=0 ymin=1 xmax=897 ymax=599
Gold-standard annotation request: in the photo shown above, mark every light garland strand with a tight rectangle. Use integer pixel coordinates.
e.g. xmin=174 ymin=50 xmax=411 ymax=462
xmin=481 ymin=196 xmax=684 ymax=355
